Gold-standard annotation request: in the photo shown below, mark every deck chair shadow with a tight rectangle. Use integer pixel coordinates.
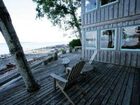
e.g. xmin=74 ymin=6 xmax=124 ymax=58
xmin=50 ymin=61 xmax=85 ymax=105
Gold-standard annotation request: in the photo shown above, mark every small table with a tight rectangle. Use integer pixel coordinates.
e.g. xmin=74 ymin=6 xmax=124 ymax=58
xmin=62 ymin=57 xmax=70 ymax=69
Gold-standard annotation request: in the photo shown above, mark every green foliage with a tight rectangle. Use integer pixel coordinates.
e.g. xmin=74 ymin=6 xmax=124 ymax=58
xmin=33 ymin=0 xmax=81 ymax=36
xmin=69 ymin=39 xmax=81 ymax=48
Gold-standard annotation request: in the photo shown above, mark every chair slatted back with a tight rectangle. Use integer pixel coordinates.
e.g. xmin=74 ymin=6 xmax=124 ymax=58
xmin=89 ymin=50 xmax=97 ymax=64
xmin=64 ymin=61 xmax=85 ymax=89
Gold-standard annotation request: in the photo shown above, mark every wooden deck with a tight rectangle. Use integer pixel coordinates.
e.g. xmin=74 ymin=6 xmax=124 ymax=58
xmin=0 ymin=53 xmax=139 ymax=105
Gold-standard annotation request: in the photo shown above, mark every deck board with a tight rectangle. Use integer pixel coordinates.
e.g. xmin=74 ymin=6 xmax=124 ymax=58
xmin=0 ymin=53 xmax=139 ymax=105
xmin=130 ymin=69 xmax=140 ymax=105
xmin=92 ymin=66 xmax=124 ymax=105
xmin=85 ymin=64 xmax=120 ymax=105
xmin=122 ymin=68 xmax=134 ymax=105
xmin=107 ymin=67 xmax=131 ymax=105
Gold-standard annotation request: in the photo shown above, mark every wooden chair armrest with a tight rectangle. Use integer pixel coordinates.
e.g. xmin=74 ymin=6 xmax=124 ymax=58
xmin=50 ymin=73 xmax=67 ymax=83
xmin=66 ymin=67 xmax=72 ymax=71
xmin=65 ymin=67 xmax=72 ymax=74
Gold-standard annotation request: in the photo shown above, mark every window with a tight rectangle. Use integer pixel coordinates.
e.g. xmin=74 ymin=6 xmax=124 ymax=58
xmin=85 ymin=31 xmax=97 ymax=49
xmin=100 ymin=29 xmax=116 ymax=49
xmin=85 ymin=0 xmax=97 ymax=12
xmin=121 ymin=26 xmax=140 ymax=50
xmin=101 ymin=0 xmax=117 ymax=6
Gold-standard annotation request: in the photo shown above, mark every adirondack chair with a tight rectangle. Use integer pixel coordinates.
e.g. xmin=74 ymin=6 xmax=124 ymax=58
xmin=82 ymin=50 xmax=98 ymax=73
xmin=88 ymin=50 xmax=97 ymax=65
xmin=66 ymin=50 xmax=98 ymax=74
xmin=50 ymin=61 xmax=85 ymax=105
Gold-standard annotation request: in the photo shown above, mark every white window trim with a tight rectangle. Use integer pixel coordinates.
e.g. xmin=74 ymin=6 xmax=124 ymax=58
xmin=100 ymin=28 xmax=117 ymax=50
xmin=85 ymin=30 xmax=97 ymax=50
xmin=85 ymin=47 xmax=97 ymax=50
xmin=120 ymin=25 xmax=140 ymax=51
xmin=100 ymin=0 xmax=118 ymax=8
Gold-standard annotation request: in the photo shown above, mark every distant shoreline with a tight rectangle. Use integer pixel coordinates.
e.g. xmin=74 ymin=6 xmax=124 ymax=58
xmin=0 ymin=42 xmax=68 ymax=55
xmin=0 ymin=44 xmax=68 ymax=71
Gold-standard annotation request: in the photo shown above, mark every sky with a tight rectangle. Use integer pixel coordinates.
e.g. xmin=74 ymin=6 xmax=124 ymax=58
xmin=0 ymin=0 xmax=73 ymax=44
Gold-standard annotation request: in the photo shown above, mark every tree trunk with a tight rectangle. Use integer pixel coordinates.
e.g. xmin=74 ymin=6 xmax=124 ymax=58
xmin=0 ymin=0 xmax=40 ymax=92
xmin=69 ymin=0 xmax=82 ymax=43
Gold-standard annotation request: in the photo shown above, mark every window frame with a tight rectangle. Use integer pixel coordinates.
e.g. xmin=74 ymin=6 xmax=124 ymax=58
xmin=85 ymin=0 xmax=98 ymax=13
xmin=120 ymin=25 xmax=140 ymax=51
xmin=85 ymin=30 xmax=98 ymax=50
xmin=100 ymin=0 xmax=118 ymax=7
xmin=100 ymin=28 xmax=117 ymax=50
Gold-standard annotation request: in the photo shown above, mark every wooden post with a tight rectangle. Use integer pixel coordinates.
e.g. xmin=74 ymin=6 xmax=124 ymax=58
xmin=53 ymin=52 xmax=58 ymax=60
xmin=0 ymin=0 xmax=40 ymax=92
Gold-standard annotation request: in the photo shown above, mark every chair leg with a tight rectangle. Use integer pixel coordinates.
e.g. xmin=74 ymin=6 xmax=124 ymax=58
xmin=53 ymin=79 xmax=56 ymax=90
xmin=57 ymin=82 xmax=75 ymax=105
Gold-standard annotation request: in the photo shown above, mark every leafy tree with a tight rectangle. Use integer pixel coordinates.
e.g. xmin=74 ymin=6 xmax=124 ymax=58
xmin=69 ymin=39 xmax=81 ymax=48
xmin=33 ymin=0 xmax=82 ymax=39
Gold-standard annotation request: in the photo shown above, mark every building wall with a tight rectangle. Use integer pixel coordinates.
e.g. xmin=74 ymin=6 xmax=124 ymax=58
xmin=81 ymin=0 xmax=140 ymax=68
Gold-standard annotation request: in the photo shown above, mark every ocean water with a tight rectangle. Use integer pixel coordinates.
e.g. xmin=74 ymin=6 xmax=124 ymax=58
xmin=0 ymin=42 xmax=67 ymax=55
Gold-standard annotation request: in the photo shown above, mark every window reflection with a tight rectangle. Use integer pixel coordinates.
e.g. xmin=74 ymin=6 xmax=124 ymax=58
xmin=121 ymin=26 xmax=140 ymax=50
xmin=100 ymin=29 xmax=116 ymax=49
xmin=85 ymin=0 xmax=97 ymax=12
xmin=85 ymin=31 xmax=97 ymax=48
